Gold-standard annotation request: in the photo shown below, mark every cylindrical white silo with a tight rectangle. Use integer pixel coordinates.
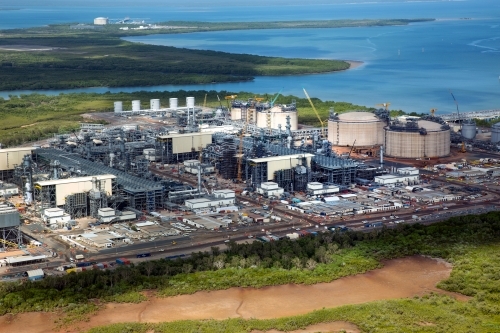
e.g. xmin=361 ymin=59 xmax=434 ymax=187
xmin=186 ymin=96 xmax=195 ymax=108
xmin=132 ymin=100 xmax=141 ymax=111
xmin=169 ymin=98 xmax=178 ymax=109
xmin=150 ymin=99 xmax=160 ymax=110
xmin=114 ymin=101 xmax=123 ymax=113
xmin=491 ymin=123 xmax=500 ymax=143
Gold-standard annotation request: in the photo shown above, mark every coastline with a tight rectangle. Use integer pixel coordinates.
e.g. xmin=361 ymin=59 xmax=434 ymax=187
xmin=346 ymin=60 xmax=364 ymax=70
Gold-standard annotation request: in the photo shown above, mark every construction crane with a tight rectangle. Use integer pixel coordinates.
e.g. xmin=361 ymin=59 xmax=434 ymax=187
xmin=450 ymin=91 xmax=466 ymax=153
xmin=347 ymin=139 xmax=357 ymax=158
xmin=303 ymin=88 xmax=326 ymax=132
xmin=203 ymin=94 xmax=207 ymax=108
xmin=269 ymin=89 xmax=283 ymax=108
xmin=376 ymin=102 xmax=391 ymax=111
xmin=430 ymin=108 xmax=437 ymax=117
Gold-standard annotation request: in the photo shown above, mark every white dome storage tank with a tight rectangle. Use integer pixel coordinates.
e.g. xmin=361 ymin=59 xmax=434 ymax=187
xmin=186 ymin=96 xmax=195 ymax=108
xmin=385 ymin=120 xmax=450 ymax=158
xmin=169 ymin=98 xmax=178 ymax=109
xmin=491 ymin=123 xmax=500 ymax=143
xmin=150 ymin=99 xmax=160 ymax=110
xmin=256 ymin=107 xmax=298 ymax=130
xmin=132 ymin=100 xmax=141 ymax=112
xmin=114 ymin=101 xmax=123 ymax=113
xmin=328 ymin=111 xmax=385 ymax=146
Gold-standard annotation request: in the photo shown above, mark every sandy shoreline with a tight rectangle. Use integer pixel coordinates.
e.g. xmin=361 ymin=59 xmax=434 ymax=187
xmin=346 ymin=60 xmax=364 ymax=70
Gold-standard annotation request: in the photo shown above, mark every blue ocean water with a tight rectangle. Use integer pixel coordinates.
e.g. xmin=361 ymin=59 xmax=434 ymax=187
xmin=1 ymin=1 xmax=499 ymax=114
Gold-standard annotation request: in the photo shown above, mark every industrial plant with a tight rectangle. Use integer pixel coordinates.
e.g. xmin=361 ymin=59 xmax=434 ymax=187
xmin=1 ymin=93 xmax=500 ymax=275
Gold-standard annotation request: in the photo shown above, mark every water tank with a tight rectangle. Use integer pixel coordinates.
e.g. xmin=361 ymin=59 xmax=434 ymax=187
xmin=114 ymin=101 xmax=123 ymax=113
xmin=461 ymin=120 xmax=476 ymax=139
xmin=491 ymin=123 xmax=500 ymax=143
xmin=186 ymin=96 xmax=195 ymax=108
xmin=169 ymin=98 xmax=178 ymax=109
xmin=150 ymin=99 xmax=160 ymax=110
xmin=132 ymin=100 xmax=141 ymax=112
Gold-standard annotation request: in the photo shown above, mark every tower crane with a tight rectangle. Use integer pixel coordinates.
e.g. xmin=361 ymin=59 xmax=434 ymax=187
xmin=376 ymin=102 xmax=391 ymax=111
xmin=303 ymin=88 xmax=326 ymax=133
xmin=203 ymin=94 xmax=207 ymax=108
xmin=450 ymin=91 xmax=466 ymax=153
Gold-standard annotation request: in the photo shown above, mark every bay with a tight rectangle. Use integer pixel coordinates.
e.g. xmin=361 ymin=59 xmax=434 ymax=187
xmin=1 ymin=0 xmax=500 ymax=114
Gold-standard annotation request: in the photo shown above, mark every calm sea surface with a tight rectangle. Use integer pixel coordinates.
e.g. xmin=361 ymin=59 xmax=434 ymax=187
xmin=1 ymin=1 xmax=499 ymax=114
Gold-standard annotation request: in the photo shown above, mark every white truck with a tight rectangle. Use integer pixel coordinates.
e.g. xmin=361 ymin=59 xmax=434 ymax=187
xmin=75 ymin=254 xmax=85 ymax=260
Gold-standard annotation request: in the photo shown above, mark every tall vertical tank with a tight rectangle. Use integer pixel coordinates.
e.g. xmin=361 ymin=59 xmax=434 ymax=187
xmin=491 ymin=123 xmax=500 ymax=143
xmin=132 ymin=100 xmax=141 ymax=111
xmin=150 ymin=99 xmax=160 ymax=110
xmin=186 ymin=96 xmax=195 ymax=108
xmin=114 ymin=101 xmax=123 ymax=113
xmin=169 ymin=98 xmax=178 ymax=109
xmin=461 ymin=120 xmax=476 ymax=139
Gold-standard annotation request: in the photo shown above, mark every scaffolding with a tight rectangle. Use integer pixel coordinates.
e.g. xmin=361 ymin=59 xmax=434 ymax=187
xmin=220 ymin=137 xmax=237 ymax=179
xmin=64 ymin=192 xmax=88 ymax=218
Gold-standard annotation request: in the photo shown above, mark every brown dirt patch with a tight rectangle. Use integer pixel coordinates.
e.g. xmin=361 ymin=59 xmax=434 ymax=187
xmin=0 ymin=256 xmax=468 ymax=333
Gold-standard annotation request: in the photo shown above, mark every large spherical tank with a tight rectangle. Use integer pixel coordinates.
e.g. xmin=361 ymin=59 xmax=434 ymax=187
xmin=256 ymin=107 xmax=298 ymax=130
xmin=114 ymin=101 xmax=123 ymax=113
xmin=169 ymin=98 xmax=178 ymax=109
xmin=491 ymin=123 xmax=500 ymax=143
xmin=328 ymin=112 xmax=384 ymax=146
xmin=186 ymin=97 xmax=195 ymax=108
xmin=461 ymin=121 xmax=476 ymax=139
xmin=150 ymin=99 xmax=160 ymax=110
xmin=132 ymin=100 xmax=141 ymax=111
xmin=385 ymin=120 xmax=450 ymax=158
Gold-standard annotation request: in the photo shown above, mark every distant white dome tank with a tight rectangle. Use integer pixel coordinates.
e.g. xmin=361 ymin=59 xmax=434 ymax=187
xmin=328 ymin=111 xmax=385 ymax=146
xmin=186 ymin=96 xmax=195 ymax=108
xmin=169 ymin=98 xmax=178 ymax=109
xmin=132 ymin=100 xmax=141 ymax=111
xmin=256 ymin=107 xmax=298 ymax=130
xmin=150 ymin=99 xmax=160 ymax=110
xmin=491 ymin=123 xmax=500 ymax=143
xmin=114 ymin=101 xmax=123 ymax=113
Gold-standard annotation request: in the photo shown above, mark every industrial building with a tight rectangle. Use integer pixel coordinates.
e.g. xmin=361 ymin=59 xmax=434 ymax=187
xmin=0 ymin=147 xmax=34 ymax=180
xmin=0 ymin=204 xmax=22 ymax=250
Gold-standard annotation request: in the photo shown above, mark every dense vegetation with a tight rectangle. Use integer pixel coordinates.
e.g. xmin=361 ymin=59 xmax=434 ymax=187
xmin=1 ymin=212 xmax=500 ymax=330
xmin=0 ymin=90 xmax=370 ymax=147
xmin=0 ymin=19 xmax=432 ymax=91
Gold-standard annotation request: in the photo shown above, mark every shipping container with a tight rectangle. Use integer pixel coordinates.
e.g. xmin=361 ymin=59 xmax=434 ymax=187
xmin=76 ymin=262 xmax=92 ymax=268
xmin=116 ymin=258 xmax=131 ymax=265
xmin=75 ymin=254 xmax=85 ymax=260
